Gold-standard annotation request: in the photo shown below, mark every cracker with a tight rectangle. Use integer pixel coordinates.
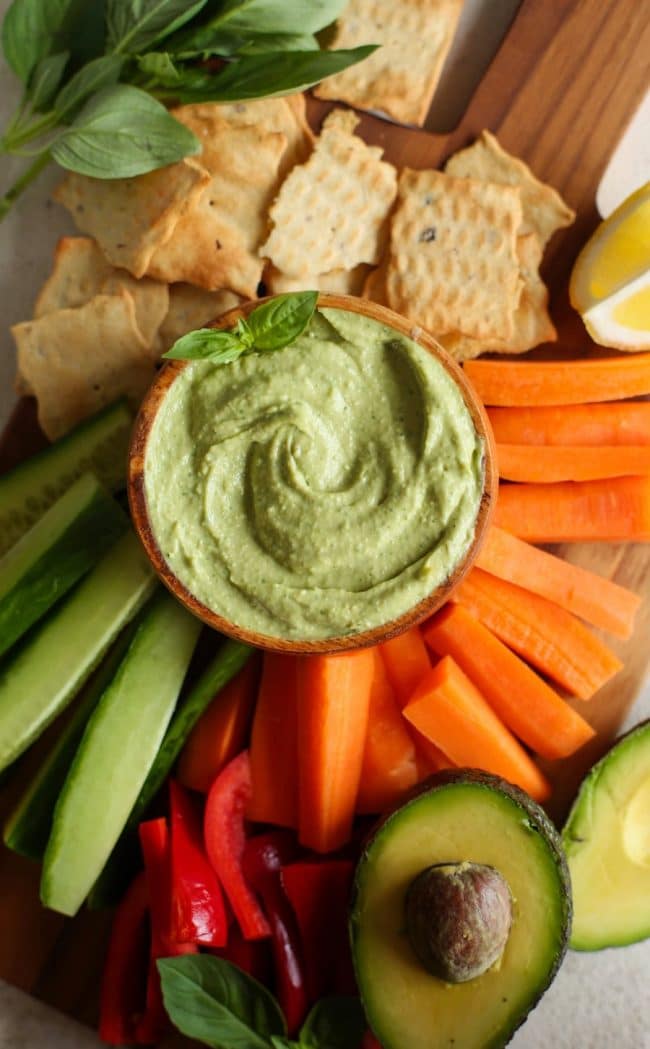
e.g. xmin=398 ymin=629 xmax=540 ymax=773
xmin=445 ymin=130 xmax=575 ymax=248
xmin=53 ymin=161 xmax=210 ymax=276
xmin=146 ymin=113 xmax=287 ymax=296
xmin=260 ymin=109 xmax=397 ymax=278
xmin=12 ymin=290 xmax=155 ymax=440
xmin=362 ymin=262 xmax=389 ymax=306
xmin=265 ymin=264 xmax=372 ymax=296
xmin=386 ymin=169 xmax=522 ymax=340
xmin=213 ymin=94 xmax=313 ymax=176
xmin=439 ymin=234 xmax=557 ymax=360
xmin=34 ymin=236 xmax=169 ymax=358
xmin=314 ymin=0 xmax=464 ymax=126
xmin=159 ymin=284 xmax=242 ymax=353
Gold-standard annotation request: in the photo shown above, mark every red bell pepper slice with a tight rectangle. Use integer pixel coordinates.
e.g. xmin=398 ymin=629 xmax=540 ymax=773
xmin=242 ymin=831 xmax=308 ymax=1036
xmin=98 ymin=870 xmax=149 ymax=1046
xmin=209 ymin=925 xmax=273 ymax=986
xmin=204 ymin=750 xmax=270 ymax=941
xmin=281 ymin=859 xmax=356 ymax=1000
xmin=137 ymin=818 xmax=196 ymax=1045
xmin=169 ymin=779 xmax=228 ymax=947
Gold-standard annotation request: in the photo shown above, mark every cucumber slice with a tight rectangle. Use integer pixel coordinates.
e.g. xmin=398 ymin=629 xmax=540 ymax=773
xmin=0 ymin=532 xmax=155 ymax=773
xmin=0 ymin=473 xmax=127 ymax=659
xmin=0 ymin=399 xmax=132 ymax=556
xmin=88 ymin=637 xmax=253 ymax=908
xmin=41 ymin=590 xmax=201 ymax=916
xmin=3 ymin=626 xmax=136 ymax=861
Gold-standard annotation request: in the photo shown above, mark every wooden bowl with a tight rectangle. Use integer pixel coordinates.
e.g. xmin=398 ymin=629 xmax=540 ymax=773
xmin=129 ymin=294 xmax=497 ymax=654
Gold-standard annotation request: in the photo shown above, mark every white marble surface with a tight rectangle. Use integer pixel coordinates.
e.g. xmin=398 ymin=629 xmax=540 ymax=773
xmin=1 ymin=1 xmax=649 ymax=1046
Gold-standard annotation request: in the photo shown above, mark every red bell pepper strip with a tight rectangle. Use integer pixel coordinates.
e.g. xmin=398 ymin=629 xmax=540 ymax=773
xmin=242 ymin=831 xmax=308 ymax=1036
xmin=281 ymin=859 xmax=356 ymax=1000
xmin=204 ymin=750 xmax=271 ymax=941
xmin=98 ymin=870 xmax=149 ymax=1045
xmin=169 ymin=780 xmax=228 ymax=947
xmin=137 ymin=818 xmax=196 ymax=1045
xmin=362 ymin=1032 xmax=383 ymax=1049
xmin=209 ymin=925 xmax=273 ymax=986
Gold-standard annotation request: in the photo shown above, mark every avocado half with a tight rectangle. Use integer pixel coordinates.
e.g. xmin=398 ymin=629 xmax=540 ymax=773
xmin=350 ymin=769 xmax=571 ymax=1049
xmin=563 ymin=718 xmax=650 ymax=950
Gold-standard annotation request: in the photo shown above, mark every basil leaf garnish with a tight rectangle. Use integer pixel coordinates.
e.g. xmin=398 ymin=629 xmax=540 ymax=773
xmin=54 ymin=54 xmax=125 ymax=120
xmin=28 ymin=51 xmax=69 ymax=111
xmin=137 ymin=50 xmax=182 ymax=84
xmin=171 ymin=27 xmax=319 ymax=59
xmin=163 ymin=292 xmax=318 ymax=364
xmin=202 ymin=0 xmax=348 ymax=36
xmin=1 ymin=0 xmax=79 ymax=83
xmin=50 ymin=84 xmax=200 ymax=178
xmin=106 ymin=0 xmax=209 ymax=55
xmin=299 ymin=997 xmax=367 ymax=1049
xmin=158 ymin=955 xmax=286 ymax=1049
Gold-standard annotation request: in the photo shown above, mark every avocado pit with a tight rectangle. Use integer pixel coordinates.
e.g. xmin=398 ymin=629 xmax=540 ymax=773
xmin=405 ymin=861 xmax=513 ymax=983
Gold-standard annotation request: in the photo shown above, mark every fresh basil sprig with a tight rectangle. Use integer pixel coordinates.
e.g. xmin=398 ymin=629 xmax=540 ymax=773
xmin=163 ymin=291 xmax=318 ymax=364
xmin=0 ymin=0 xmax=378 ymax=221
xmin=158 ymin=954 xmax=366 ymax=1049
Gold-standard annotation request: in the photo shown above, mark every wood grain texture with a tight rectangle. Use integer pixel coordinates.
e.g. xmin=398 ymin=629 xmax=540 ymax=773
xmin=0 ymin=0 xmax=648 ymax=1027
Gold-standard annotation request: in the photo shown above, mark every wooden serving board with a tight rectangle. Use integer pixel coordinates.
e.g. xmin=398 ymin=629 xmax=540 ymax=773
xmin=0 ymin=0 xmax=649 ymax=1029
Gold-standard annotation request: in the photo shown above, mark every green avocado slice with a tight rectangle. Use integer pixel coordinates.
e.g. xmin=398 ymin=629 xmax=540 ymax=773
xmin=563 ymin=718 xmax=650 ymax=950
xmin=351 ymin=769 xmax=571 ymax=1049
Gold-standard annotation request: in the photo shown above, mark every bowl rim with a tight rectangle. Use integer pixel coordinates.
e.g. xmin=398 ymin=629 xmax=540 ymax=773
xmin=128 ymin=293 xmax=497 ymax=654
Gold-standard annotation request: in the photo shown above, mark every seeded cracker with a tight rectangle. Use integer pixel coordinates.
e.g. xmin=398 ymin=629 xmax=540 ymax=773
xmin=146 ymin=109 xmax=288 ymax=297
xmin=158 ymin=285 xmax=242 ymax=354
xmin=53 ymin=160 xmax=209 ymax=277
xmin=34 ymin=237 xmax=169 ymax=358
xmin=439 ymin=234 xmax=557 ymax=360
xmin=445 ymin=130 xmax=575 ymax=248
xmin=385 ymin=169 xmax=522 ymax=341
xmin=314 ymin=0 xmax=463 ymax=126
xmin=260 ymin=110 xmax=397 ymax=279
xmin=12 ymin=291 xmax=155 ymax=440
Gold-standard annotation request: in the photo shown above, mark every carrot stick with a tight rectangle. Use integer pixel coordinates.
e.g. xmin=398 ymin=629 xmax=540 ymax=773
xmin=494 ymin=476 xmax=650 ymax=542
xmin=247 ymin=654 xmax=299 ymax=828
xmin=455 ymin=568 xmax=623 ymax=700
xmin=178 ymin=658 xmax=260 ymax=793
xmin=477 ymin=526 xmax=640 ymax=639
xmin=356 ymin=650 xmax=419 ymax=814
xmin=488 ymin=403 xmax=650 ymax=446
xmin=297 ymin=650 xmax=374 ymax=853
xmin=423 ymin=605 xmax=595 ymax=760
xmin=403 ymin=657 xmax=551 ymax=802
xmin=379 ymin=627 xmax=431 ymax=707
xmin=497 ymin=444 xmax=650 ymax=482
xmin=464 ymin=353 xmax=650 ymax=406
xmin=413 ymin=735 xmax=454 ymax=778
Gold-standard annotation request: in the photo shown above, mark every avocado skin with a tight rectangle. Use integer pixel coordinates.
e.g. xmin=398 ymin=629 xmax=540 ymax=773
xmin=350 ymin=768 xmax=573 ymax=1049
xmin=563 ymin=718 xmax=650 ymax=951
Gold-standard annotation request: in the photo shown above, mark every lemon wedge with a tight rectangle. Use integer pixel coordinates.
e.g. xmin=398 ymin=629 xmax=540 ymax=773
xmin=570 ymin=181 xmax=650 ymax=350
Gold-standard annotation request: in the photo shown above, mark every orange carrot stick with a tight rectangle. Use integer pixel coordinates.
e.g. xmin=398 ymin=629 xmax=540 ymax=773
xmin=423 ymin=605 xmax=595 ymax=761
xmin=497 ymin=444 xmax=650 ymax=482
xmin=494 ymin=476 xmax=650 ymax=542
xmin=379 ymin=627 xmax=431 ymax=707
xmin=488 ymin=403 xmax=650 ymax=446
xmin=297 ymin=650 xmax=374 ymax=853
xmin=413 ymin=735 xmax=454 ymax=778
xmin=178 ymin=658 xmax=260 ymax=793
xmin=464 ymin=353 xmax=650 ymax=406
xmin=455 ymin=568 xmax=623 ymax=700
xmin=356 ymin=650 xmax=419 ymax=814
xmin=477 ymin=526 xmax=640 ymax=639
xmin=247 ymin=653 xmax=300 ymax=828
xmin=403 ymin=656 xmax=551 ymax=802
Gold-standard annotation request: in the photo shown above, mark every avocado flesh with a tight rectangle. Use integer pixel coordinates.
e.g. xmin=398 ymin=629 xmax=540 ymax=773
xmin=563 ymin=719 xmax=650 ymax=950
xmin=352 ymin=773 xmax=570 ymax=1049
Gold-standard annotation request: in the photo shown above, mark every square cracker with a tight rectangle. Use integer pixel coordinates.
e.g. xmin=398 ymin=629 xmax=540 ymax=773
xmin=438 ymin=234 xmax=557 ymax=360
xmin=445 ymin=130 xmax=575 ymax=248
xmin=34 ymin=236 xmax=169 ymax=358
xmin=314 ymin=0 xmax=464 ymax=126
xmin=260 ymin=109 xmax=397 ymax=278
xmin=53 ymin=160 xmax=210 ymax=277
xmin=385 ymin=168 xmax=523 ymax=341
xmin=12 ymin=290 xmax=155 ymax=440
xmin=146 ymin=111 xmax=288 ymax=297
xmin=212 ymin=94 xmax=313 ymax=177
xmin=265 ymin=263 xmax=371 ymax=297
xmin=158 ymin=284 xmax=242 ymax=354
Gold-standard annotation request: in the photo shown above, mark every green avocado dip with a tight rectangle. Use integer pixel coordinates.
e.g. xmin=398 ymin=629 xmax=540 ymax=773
xmin=144 ymin=307 xmax=485 ymax=640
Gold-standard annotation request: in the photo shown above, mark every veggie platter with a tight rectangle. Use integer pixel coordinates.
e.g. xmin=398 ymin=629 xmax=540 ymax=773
xmin=0 ymin=1 xmax=649 ymax=1048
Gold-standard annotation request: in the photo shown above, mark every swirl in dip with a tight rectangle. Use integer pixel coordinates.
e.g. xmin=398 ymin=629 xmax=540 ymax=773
xmin=144 ymin=307 xmax=485 ymax=640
